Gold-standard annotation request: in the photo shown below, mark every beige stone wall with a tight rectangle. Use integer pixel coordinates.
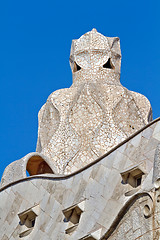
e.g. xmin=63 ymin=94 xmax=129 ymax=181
xmin=106 ymin=193 xmax=160 ymax=240
xmin=36 ymin=29 xmax=152 ymax=174
xmin=0 ymin=30 xmax=158 ymax=240
xmin=1 ymin=119 xmax=160 ymax=239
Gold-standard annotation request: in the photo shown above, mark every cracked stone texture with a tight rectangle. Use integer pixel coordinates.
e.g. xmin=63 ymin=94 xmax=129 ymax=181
xmin=0 ymin=29 xmax=159 ymax=240
xmin=36 ymin=29 xmax=152 ymax=174
xmin=1 ymin=119 xmax=160 ymax=239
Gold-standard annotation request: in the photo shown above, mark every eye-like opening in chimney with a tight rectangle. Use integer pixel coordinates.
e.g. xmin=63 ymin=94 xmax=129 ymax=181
xmin=73 ymin=62 xmax=81 ymax=72
xmin=103 ymin=58 xmax=114 ymax=69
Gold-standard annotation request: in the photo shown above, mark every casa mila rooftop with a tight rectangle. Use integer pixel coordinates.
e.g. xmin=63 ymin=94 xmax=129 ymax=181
xmin=0 ymin=29 xmax=160 ymax=240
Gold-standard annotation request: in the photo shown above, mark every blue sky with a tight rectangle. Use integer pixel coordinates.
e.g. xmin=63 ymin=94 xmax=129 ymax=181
xmin=0 ymin=0 xmax=160 ymax=178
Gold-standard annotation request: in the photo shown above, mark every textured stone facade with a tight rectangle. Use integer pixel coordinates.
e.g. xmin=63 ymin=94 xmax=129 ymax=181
xmin=36 ymin=29 xmax=152 ymax=174
xmin=0 ymin=30 xmax=159 ymax=240
xmin=1 ymin=119 xmax=160 ymax=239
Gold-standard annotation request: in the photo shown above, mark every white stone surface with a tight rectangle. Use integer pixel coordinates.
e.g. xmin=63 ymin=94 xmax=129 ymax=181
xmin=0 ymin=30 xmax=160 ymax=240
xmin=37 ymin=29 xmax=152 ymax=174
xmin=0 ymin=119 xmax=160 ymax=239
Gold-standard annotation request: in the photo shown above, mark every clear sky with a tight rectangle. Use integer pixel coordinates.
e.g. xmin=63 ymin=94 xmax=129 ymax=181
xmin=0 ymin=0 xmax=160 ymax=178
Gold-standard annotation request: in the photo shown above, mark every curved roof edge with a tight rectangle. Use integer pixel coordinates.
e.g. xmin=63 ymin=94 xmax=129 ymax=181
xmin=1 ymin=117 xmax=160 ymax=191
